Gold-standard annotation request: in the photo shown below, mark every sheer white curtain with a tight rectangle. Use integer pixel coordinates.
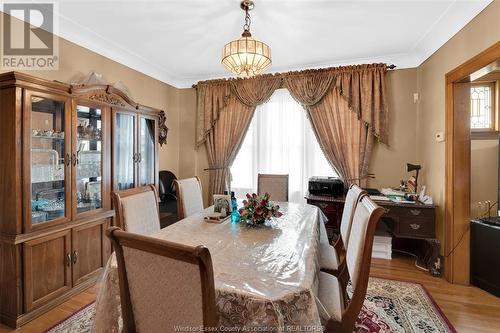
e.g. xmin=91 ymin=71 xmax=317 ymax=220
xmin=230 ymin=89 xmax=336 ymax=203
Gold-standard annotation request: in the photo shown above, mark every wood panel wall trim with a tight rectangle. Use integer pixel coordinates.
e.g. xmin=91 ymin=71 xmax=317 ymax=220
xmin=444 ymin=41 xmax=500 ymax=284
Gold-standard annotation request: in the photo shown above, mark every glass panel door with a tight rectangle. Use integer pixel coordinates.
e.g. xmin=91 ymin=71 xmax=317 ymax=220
xmin=115 ymin=112 xmax=136 ymax=190
xmin=30 ymin=96 xmax=69 ymax=226
xmin=75 ymin=105 xmax=103 ymax=214
xmin=139 ymin=117 xmax=156 ymax=186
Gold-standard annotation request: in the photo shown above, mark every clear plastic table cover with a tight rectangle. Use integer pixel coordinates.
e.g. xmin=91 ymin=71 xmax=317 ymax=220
xmin=92 ymin=202 xmax=327 ymax=332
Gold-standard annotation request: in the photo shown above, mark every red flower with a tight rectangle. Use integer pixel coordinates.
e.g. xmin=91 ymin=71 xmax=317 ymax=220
xmin=246 ymin=193 xmax=252 ymax=199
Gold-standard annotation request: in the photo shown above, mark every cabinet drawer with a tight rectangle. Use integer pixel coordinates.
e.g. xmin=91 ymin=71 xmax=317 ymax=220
xmin=398 ymin=217 xmax=434 ymax=238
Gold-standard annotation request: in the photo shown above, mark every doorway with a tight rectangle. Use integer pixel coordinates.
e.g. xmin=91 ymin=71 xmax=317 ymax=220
xmin=445 ymin=41 xmax=500 ymax=284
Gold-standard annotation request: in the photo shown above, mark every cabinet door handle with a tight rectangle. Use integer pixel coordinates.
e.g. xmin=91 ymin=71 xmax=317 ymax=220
xmin=65 ymin=153 xmax=71 ymax=166
xmin=319 ymin=203 xmax=328 ymax=209
xmin=66 ymin=253 xmax=71 ymax=266
xmin=410 ymin=209 xmax=421 ymax=216
xmin=72 ymin=251 xmax=78 ymax=265
xmin=72 ymin=153 xmax=78 ymax=166
xmin=137 ymin=153 xmax=142 ymax=163
xmin=384 ymin=207 xmax=391 ymax=214
xmin=133 ymin=153 xmax=138 ymax=163
xmin=410 ymin=223 xmax=421 ymax=230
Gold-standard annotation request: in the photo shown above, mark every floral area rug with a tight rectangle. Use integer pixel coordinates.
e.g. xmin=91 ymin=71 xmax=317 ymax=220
xmin=352 ymin=277 xmax=456 ymax=333
xmin=45 ymin=278 xmax=455 ymax=333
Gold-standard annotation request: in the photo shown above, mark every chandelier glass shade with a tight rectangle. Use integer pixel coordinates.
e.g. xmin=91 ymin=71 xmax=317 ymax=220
xmin=222 ymin=0 xmax=272 ymax=77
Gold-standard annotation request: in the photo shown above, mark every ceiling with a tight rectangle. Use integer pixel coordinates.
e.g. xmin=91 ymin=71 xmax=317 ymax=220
xmin=7 ymin=0 xmax=494 ymax=87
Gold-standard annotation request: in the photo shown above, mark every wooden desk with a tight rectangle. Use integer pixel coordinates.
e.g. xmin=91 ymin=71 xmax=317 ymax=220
xmin=306 ymin=194 xmax=441 ymax=276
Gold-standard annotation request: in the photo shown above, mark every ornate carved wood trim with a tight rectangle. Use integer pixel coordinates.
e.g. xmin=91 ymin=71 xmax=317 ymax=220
xmin=158 ymin=110 xmax=169 ymax=146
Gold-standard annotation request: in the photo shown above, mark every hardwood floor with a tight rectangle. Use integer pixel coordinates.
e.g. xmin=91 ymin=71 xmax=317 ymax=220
xmin=371 ymin=255 xmax=500 ymax=333
xmin=0 ymin=255 xmax=499 ymax=332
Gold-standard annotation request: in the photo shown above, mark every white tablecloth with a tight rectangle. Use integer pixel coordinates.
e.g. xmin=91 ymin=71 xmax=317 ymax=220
xmin=92 ymin=202 xmax=326 ymax=332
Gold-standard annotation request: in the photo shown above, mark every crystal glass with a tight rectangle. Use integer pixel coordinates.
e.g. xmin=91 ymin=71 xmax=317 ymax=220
xmin=76 ymin=105 xmax=102 ymax=214
xmin=30 ymin=96 xmax=66 ymax=225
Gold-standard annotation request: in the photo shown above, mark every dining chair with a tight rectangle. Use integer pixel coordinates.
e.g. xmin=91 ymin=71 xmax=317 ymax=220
xmin=107 ymin=227 xmax=218 ymax=332
xmin=174 ymin=176 xmax=204 ymax=220
xmin=317 ymin=195 xmax=384 ymax=333
xmin=112 ymin=185 xmax=161 ymax=236
xmin=257 ymin=174 xmax=289 ymax=202
xmin=319 ymin=184 xmax=366 ymax=277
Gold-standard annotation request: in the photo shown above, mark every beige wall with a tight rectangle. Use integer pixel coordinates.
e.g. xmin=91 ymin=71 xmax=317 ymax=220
xmin=471 ymin=139 xmax=498 ymax=218
xmin=416 ymin=1 xmax=500 ymax=245
xmin=368 ymin=68 xmax=418 ymax=189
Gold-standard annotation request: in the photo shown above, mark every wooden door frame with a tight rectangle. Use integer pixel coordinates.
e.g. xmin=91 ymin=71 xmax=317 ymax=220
xmin=445 ymin=41 xmax=500 ymax=284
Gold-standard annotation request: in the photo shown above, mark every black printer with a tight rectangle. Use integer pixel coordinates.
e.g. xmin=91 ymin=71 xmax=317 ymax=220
xmin=308 ymin=177 xmax=345 ymax=197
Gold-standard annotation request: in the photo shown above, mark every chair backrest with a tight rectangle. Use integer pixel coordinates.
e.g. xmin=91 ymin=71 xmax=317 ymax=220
xmin=159 ymin=170 xmax=177 ymax=202
xmin=112 ymin=185 xmax=161 ymax=236
xmin=174 ymin=177 xmax=204 ymax=220
xmin=341 ymin=195 xmax=384 ymax=331
xmin=107 ymin=227 xmax=218 ymax=332
xmin=257 ymin=174 xmax=289 ymax=202
xmin=340 ymin=184 xmax=366 ymax=248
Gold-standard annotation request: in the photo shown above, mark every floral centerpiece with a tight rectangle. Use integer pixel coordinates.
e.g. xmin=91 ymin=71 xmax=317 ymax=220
xmin=238 ymin=193 xmax=283 ymax=226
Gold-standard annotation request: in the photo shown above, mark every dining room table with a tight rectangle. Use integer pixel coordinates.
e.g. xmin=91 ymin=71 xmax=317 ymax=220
xmin=92 ymin=201 xmax=328 ymax=332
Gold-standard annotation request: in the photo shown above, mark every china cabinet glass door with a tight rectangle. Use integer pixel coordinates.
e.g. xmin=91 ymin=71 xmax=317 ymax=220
xmin=28 ymin=92 xmax=71 ymax=228
xmin=138 ymin=116 xmax=156 ymax=186
xmin=74 ymin=104 xmax=104 ymax=216
xmin=114 ymin=112 xmax=136 ymax=190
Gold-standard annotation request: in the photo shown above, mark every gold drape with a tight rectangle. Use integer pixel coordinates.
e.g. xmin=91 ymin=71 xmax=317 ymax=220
xmin=196 ymin=63 xmax=388 ymax=195
xmin=205 ymin=95 xmax=255 ymax=200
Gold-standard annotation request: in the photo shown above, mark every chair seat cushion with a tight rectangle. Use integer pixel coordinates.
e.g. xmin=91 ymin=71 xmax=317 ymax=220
xmin=317 ymin=271 xmax=344 ymax=323
xmin=319 ymin=242 xmax=339 ymax=271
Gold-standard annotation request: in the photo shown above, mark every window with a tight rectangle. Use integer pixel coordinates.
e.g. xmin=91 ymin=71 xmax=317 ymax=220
xmin=230 ymin=89 xmax=336 ymax=203
xmin=471 ymin=83 xmax=496 ymax=131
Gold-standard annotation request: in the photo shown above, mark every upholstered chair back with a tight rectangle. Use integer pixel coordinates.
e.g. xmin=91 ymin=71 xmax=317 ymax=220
xmin=174 ymin=177 xmax=204 ymax=220
xmin=339 ymin=184 xmax=365 ymax=248
xmin=345 ymin=196 xmax=384 ymax=316
xmin=257 ymin=174 xmax=289 ymax=202
xmin=112 ymin=185 xmax=161 ymax=236
xmin=107 ymin=227 xmax=218 ymax=332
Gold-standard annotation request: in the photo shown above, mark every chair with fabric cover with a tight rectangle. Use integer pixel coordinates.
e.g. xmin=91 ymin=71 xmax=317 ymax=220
xmin=317 ymin=195 xmax=384 ymax=333
xmin=112 ymin=185 xmax=161 ymax=236
xmin=107 ymin=227 xmax=218 ymax=333
xmin=257 ymin=174 xmax=289 ymax=202
xmin=174 ymin=176 xmax=204 ymax=220
xmin=319 ymin=184 xmax=366 ymax=277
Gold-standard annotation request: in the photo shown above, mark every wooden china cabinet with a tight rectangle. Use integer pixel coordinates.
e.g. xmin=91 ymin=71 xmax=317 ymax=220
xmin=0 ymin=72 xmax=161 ymax=328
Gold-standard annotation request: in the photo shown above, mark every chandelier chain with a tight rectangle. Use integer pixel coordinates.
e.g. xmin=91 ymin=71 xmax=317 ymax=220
xmin=243 ymin=9 xmax=251 ymax=32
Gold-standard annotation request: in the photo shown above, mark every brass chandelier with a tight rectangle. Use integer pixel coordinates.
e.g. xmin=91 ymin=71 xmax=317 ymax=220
xmin=222 ymin=0 xmax=272 ymax=77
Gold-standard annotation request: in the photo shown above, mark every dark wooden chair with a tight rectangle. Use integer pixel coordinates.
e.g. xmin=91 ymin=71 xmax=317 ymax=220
xmin=111 ymin=185 xmax=161 ymax=235
xmin=158 ymin=170 xmax=178 ymax=227
xmin=107 ymin=227 xmax=218 ymax=332
xmin=317 ymin=195 xmax=384 ymax=333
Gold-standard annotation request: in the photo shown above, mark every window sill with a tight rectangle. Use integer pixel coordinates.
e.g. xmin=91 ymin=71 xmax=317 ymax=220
xmin=471 ymin=130 xmax=500 ymax=140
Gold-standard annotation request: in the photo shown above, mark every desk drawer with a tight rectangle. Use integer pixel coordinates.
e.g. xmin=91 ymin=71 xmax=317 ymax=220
xmin=398 ymin=217 xmax=434 ymax=238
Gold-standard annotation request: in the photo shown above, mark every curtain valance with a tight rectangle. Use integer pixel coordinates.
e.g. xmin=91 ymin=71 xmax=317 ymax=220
xmin=196 ymin=63 xmax=389 ymax=146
